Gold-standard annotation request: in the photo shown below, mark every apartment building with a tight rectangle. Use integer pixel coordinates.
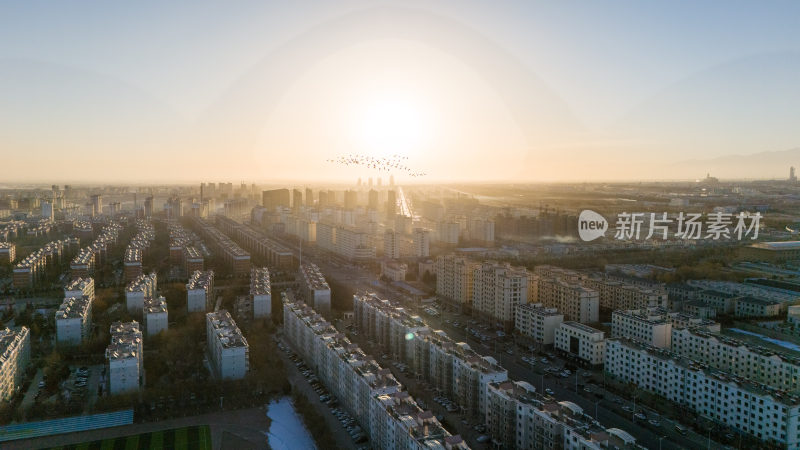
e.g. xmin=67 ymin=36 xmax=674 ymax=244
xmin=183 ymin=245 xmax=204 ymax=275
xmin=69 ymin=247 xmax=95 ymax=279
xmin=191 ymin=217 xmax=251 ymax=276
xmin=143 ymin=296 xmax=168 ymax=336
xmin=250 ymin=267 xmax=271 ymax=318
xmin=186 ymin=270 xmax=214 ymax=313
xmin=381 ymin=261 xmax=407 ymax=282
xmin=789 ymin=305 xmax=800 ymax=332
xmin=125 ymin=272 xmax=157 ymax=314
xmin=554 ymin=322 xmax=606 ymax=367
xmin=582 ymin=276 xmax=667 ymax=311
xmin=486 ymin=381 xmax=642 ymax=450
xmin=283 ymin=295 xmax=467 ymax=449
xmin=383 ymin=230 xmax=401 ymax=259
xmin=64 ymin=277 xmax=94 ymax=303
xmin=605 ymin=338 xmax=800 ymax=448
xmin=0 ymin=327 xmax=30 ymax=402
xmin=472 ymin=261 xmax=530 ymax=328
xmin=106 ymin=321 xmax=142 ymax=394
xmin=436 ymin=255 xmax=478 ymax=308
xmin=611 ymin=308 xmax=672 ymax=348
xmin=667 ymin=312 xmax=721 ymax=333
xmin=298 ymin=263 xmax=331 ymax=315
xmin=535 ymin=277 xmax=599 ymax=323
xmin=14 ymin=240 xmax=64 ymax=288
xmin=215 ymin=216 xmax=293 ymax=269
xmin=735 ymin=297 xmax=783 ymax=318
xmin=671 ymin=327 xmax=800 ymax=392
xmin=335 ymin=225 xmax=376 ymax=260
xmin=352 ymin=293 xmax=508 ymax=421
xmin=0 ymin=242 xmax=15 ymax=264
xmin=206 ymin=310 xmax=249 ymax=380
xmin=412 ymin=227 xmax=431 ymax=257
xmin=694 ymin=289 xmax=738 ymax=315
xmin=515 ymin=303 xmax=564 ymax=345
xmin=55 ymin=296 xmax=92 ymax=345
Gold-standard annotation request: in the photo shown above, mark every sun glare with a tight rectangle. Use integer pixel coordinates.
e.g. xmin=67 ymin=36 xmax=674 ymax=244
xmin=354 ymin=94 xmax=432 ymax=157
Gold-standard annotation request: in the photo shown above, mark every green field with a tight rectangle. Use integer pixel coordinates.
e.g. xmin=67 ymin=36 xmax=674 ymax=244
xmin=46 ymin=425 xmax=211 ymax=450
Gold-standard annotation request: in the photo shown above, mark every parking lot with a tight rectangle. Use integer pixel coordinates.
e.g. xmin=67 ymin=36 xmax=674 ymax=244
xmin=276 ymin=338 xmax=369 ymax=450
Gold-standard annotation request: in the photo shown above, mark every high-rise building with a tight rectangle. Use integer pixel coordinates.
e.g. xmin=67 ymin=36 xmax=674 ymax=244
xmin=90 ymin=195 xmax=103 ymax=217
xmin=436 ymin=255 xmax=478 ymax=308
xmin=250 ymin=267 xmax=271 ymax=318
xmin=472 ymin=261 xmax=530 ymax=328
xmin=305 ymin=188 xmax=313 ymax=207
xmin=368 ymin=189 xmax=379 ymax=210
xmin=412 ymin=228 xmax=431 ymax=258
xmin=384 ymin=230 xmax=401 ymax=259
xmin=386 ymin=190 xmax=396 ymax=219
xmin=186 ymin=270 xmax=214 ymax=313
xmin=344 ymin=190 xmax=358 ymax=209
xmin=261 ymin=189 xmax=290 ymax=211
xmin=292 ymin=189 xmax=303 ymax=209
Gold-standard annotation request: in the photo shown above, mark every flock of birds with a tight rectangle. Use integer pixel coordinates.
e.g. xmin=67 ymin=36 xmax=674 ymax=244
xmin=326 ymin=153 xmax=427 ymax=177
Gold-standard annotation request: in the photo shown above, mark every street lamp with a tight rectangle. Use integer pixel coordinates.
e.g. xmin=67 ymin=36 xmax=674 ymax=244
xmin=658 ymin=435 xmax=666 ymax=450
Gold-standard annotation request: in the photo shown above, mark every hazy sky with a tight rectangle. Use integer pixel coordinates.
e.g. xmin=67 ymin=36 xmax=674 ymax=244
xmin=2 ymin=1 xmax=800 ymax=183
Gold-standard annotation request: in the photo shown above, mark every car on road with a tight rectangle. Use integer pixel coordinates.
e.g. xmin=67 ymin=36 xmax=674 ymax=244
xmin=649 ymin=419 xmax=660 ymax=427
xmin=635 ymin=412 xmax=647 ymax=421
xmin=622 ymin=405 xmax=633 ymax=412
xmin=476 ymin=435 xmax=490 ymax=443
xmin=545 ymin=388 xmax=555 ymax=395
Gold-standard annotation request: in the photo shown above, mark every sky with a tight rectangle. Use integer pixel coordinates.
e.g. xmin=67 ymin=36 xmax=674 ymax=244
xmin=2 ymin=1 xmax=800 ymax=183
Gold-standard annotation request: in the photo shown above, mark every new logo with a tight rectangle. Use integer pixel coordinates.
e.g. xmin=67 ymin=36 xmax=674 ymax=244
xmin=578 ymin=210 xmax=607 ymax=241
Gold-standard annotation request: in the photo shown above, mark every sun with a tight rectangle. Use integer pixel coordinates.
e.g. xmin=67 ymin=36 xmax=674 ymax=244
xmin=353 ymin=94 xmax=432 ymax=158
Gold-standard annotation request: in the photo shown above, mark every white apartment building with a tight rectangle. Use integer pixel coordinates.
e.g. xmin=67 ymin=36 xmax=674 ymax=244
xmin=436 ymin=221 xmax=460 ymax=245
xmin=535 ymin=277 xmax=599 ymax=323
xmin=206 ymin=310 xmax=249 ymax=380
xmin=412 ymin=227 xmax=431 ymax=257
xmin=335 ymin=225 xmax=375 ymax=260
xmin=250 ymin=267 xmax=271 ymax=318
xmin=605 ymin=338 xmax=800 ymax=448
xmin=298 ymin=263 xmax=331 ymax=315
xmin=106 ymin=321 xmax=142 ymax=394
xmin=283 ymin=295 xmax=467 ymax=449
xmin=554 ymin=322 xmax=606 ymax=366
xmin=735 ymin=296 xmax=782 ymax=318
xmin=514 ymin=303 xmax=563 ymax=345
xmin=611 ymin=308 xmax=672 ymax=348
xmin=582 ymin=276 xmax=667 ymax=311
xmin=143 ymin=296 xmax=168 ymax=336
xmin=55 ymin=296 xmax=92 ymax=345
xmin=0 ymin=327 xmax=31 ymax=402
xmin=381 ymin=261 xmax=407 ymax=282
xmin=789 ymin=305 xmax=800 ymax=332
xmin=472 ymin=261 xmax=530 ymax=327
xmin=383 ymin=230 xmax=401 ymax=259
xmin=436 ymin=255 xmax=477 ymax=307
xmin=351 ymin=293 xmax=508 ymax=421
xmin=486 ymin=380 xmax=640 ymax=450
xmin=64 ymin=277 xmax=95 ymax=302
xmin=186 ymin=270 xmax=214 ymax=313
xmin=125 ymin=272 xmax=157 ymax=314
xmin=667 ymin=312 xmax=721 ymax=333
xmin=671 ymin=327 xmax=800 ymax=392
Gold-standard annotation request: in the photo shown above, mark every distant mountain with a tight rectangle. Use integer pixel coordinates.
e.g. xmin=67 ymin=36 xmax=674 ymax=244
xmin=670 ymin=147 xmax=800 ymax=180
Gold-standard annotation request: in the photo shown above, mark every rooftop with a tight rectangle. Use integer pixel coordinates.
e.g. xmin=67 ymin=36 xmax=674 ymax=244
xmin=207 ymin=310 xmax=248 ymax=349
xmin=55 ymin=296 xmax=91 ymax=320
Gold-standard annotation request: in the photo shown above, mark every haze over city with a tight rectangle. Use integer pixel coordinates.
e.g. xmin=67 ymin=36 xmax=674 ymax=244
xmin=3 ymin=1 xmax=800 ymax=182
xmin=4 ymin=3 xmax=800 ymax=450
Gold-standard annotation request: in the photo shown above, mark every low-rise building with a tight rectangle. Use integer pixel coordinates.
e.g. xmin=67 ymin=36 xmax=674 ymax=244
xmin=611 ymin=308 xmax=672 ymax=348
xmin=735 ymin=296 xmax=782 ymax=318
xmin=55 ymin=296 xmax=92 ymax=345
xmin=0 ymin=327 xmax=31 ymax=402
xmin=186 ymin=270 xmax=214 ymax=313
xmin=583 ymin=276 xmax=667 ymax=311
xmin=667 ymin=312 xmax=721 ymax=333
xmin=143 ymin=296 xmax=168 ymax=336
xmin=381 ymin=261 xmax=407 ymax=282
xmin=206 ymin=310 xmax=249 ymax=380
xmin=106 ymin=321 xmax=142 ymax=394
xmin=514 ymin=303 xmax=563 ymax=345
xmin=554 ymin=322 xmax=606 ymax=367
